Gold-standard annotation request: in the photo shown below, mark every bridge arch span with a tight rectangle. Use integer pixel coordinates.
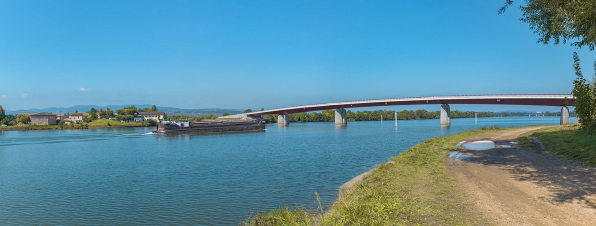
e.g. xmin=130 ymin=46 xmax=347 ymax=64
xmin=220 ymin=94 xmax=574 ymax=126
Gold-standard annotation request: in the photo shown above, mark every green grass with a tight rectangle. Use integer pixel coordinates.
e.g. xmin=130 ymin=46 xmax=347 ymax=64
xmin=530 ymin=124 xmax=596 ymax=166
xmin=244 ymin=126 xmax=520 ymax=225
xmin=86 ymin=119 xmax=151 ymax=127
xmin=1 ymin=125 xmax=62 ymax=130
xmin=515 ymin=136 xmax=536 ymax=148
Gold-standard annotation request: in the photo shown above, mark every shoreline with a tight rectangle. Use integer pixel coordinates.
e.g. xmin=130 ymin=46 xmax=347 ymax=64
xmin=248 ymin=126 xmax=519 ymax=224
xmin=0 ymin=124 xmax=150 ymax=132
xmin=248 ymin=124 xmax=595 ymax=225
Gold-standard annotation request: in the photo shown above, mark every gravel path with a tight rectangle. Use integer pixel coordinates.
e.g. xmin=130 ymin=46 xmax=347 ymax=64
xmin=447 ymin=126 xmax=596 ymax=225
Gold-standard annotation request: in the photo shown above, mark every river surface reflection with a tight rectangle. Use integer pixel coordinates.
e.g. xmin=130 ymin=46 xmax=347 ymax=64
xmin=0 ymin=116 xmax=573 ymax=225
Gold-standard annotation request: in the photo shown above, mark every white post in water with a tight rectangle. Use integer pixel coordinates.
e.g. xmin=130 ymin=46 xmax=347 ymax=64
xmin=395 ymin=112 xmax=397 ymax=127
xmin=475 ymin=113 xmax=477 ymax=124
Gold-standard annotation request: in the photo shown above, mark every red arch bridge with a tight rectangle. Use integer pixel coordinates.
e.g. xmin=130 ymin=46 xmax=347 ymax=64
xmin=219 ymin=94 xmax=575 ymax=126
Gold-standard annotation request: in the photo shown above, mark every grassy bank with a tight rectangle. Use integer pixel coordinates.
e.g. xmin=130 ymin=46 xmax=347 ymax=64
xmin=86 ymin=119 xmax=152 ymax=128
xmin=529 ymin=124 xmax=596 ymax=166
xmin=246 ymin=127 xmax=520 ymax=225
xmin=0 ymin=125 xmax=62 ymax=131
xmin=0 ymin=119 xmax=151 ymax=131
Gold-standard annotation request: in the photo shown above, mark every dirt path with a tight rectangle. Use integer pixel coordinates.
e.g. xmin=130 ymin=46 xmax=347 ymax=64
xmin=447 ymin=126 xmax=596 ymax=225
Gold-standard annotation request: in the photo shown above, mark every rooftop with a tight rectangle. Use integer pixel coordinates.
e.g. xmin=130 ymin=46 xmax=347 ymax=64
xmin=139 ymin=111 xmax=165 ymax=115
xmin=30 ymin=112 xmax=55 ymax=116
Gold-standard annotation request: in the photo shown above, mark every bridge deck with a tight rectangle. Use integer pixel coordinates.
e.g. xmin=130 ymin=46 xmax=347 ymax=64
xmin=221 ymin=94 xmax=574 ymax=118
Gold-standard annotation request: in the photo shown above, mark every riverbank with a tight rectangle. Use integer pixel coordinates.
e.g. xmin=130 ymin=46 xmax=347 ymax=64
xmin=0 ymin=119 xmax=151 ymax=131
xmin=247 ymin=124 xmax=596 ymax=225
xmin=247 ymin=126 xmax=521 ymax=225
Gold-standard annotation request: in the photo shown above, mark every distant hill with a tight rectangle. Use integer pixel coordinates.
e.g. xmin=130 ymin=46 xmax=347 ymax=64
xmin=5 ymin=105 xmax=243 ymax=117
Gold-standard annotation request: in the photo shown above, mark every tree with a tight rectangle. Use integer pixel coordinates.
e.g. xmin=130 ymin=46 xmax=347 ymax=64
xmin=244 ymin=109 xmax=253 ymax=113
xmin=106 ymin=110 xmax=114 ymax=117
xmin=500 ymin=0 xmax=596 ymax=50
xmin=17 ymin=114 xmax=31 ymax=125
xmin=151 ymin=105 xmax=158 ymax=112
xmin=89 ymin=108 xmax=97 ymax=115
xmin=261 ymin=108 xmax=265 ymax=111
xmin=571 ymin=52 xmax=596 ymax=131
xmin=86 ymin=113 xmax=98 ymax=122
xmin=116 ymin=109 xmax=125 ymax=116
xmin=222 ymin=113 xmax=230 ymax=116
xmin=115 ymin=115 xmax=134 ymax=122
xmin=125 ymin=108 xmax=137 ymax=115
xmin=0 ymin=105 xmax=5 ymax=123
xmin=146 ymin=119 xmax=157 ymax=126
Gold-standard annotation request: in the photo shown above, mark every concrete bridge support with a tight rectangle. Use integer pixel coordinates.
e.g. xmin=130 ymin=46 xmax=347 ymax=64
xmin=335 ymin=108 xmax=347 ymax=126
xmin=440 ymin=104 xmax=451 ymax=126
xmin=277 ymin=114 xmax=290 ymax=126
xmin=560 ymin=106 xmax=569 ymax=125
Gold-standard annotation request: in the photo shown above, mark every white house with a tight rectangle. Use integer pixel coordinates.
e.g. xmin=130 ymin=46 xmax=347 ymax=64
xmin=137 ymin=111 xmax=165 ymax=122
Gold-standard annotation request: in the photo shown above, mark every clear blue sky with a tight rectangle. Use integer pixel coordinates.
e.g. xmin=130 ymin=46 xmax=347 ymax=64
xmin=0 ymin=0 xmax=594 ymax=112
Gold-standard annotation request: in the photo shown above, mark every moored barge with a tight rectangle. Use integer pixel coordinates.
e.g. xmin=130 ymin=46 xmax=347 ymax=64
xmin=157 ymin=119 xmax=265 ymax=134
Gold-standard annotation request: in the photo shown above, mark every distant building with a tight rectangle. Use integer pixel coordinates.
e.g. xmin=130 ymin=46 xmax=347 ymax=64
xmin=137 ymin=111 xmax=165 ymax=122
xmin=96 ymin=112 xmax=109 ymax=119
xmin=62 ymin=118 xmax=72 ymax=125
xmin=55 ymin=114 xmax=67 ymax=120
xmin=70 ymin=113 xmax=88 ymax=123
xmin=30 ymin=113 xmax=57 ymax=125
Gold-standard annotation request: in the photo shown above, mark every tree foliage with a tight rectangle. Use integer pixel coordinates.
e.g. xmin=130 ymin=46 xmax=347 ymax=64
xmin=244 ymin=109 xmax=253 ymax=113
xmin=151 ymin=105 xmax=158 ymax=112
xmin=17 ymin=114 xmax=31 ymax=125
xmin=115 ymin=115 xmax=134 ymax=122
xmin=0 ymin=105 xmax=5 ymax=124
xmin=86 ymin=113 xmax=98 ymax=122
xmin=571 ymin=52 xmax=596 ymax=132
xmin=125 ymin=108 xmax=137 ymax=115
xmin=146 ymin=119 xmax=157 ymax=126
xmin=500 ymin=0 xmax=596 ymax=50
xmin=260 ymin=109 xmax=522 ymax=123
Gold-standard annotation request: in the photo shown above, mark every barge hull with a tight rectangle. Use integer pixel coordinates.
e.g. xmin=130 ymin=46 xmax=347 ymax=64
xmin=159 ymin=123 xmax=265 ymax=134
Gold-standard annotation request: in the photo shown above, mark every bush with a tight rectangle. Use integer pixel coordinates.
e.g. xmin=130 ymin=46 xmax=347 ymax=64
xmin=146 ymin=119 xmax=156 ymax=126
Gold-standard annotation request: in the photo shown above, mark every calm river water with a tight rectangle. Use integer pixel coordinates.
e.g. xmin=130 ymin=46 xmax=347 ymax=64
xmin=0 ymin=116 xmax=573 ymax=225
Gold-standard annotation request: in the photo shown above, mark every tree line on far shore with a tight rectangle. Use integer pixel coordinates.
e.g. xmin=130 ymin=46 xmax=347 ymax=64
xmin=257 ymin=109 xmax=575 ymax=123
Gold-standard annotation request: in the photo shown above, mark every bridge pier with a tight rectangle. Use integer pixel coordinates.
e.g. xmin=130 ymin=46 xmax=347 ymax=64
xmin=440 ymin=104 xmax=451 ymax=126
xmin=335 ymin=108 xmax=347 ymax=126
xmin=277 ymin=114 xmax=290 ymax=126
xmin=560 ymin=106 xmax=569 ymax=125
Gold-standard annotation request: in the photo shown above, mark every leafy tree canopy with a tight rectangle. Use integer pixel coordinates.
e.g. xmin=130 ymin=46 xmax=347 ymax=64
xmin=17 ymin=114 xmax=31 ymax=125
xmin=86 ymin=113 xmax=98 ymax=122
xmin=500 ymin=0 xmax=596 ymax=50
xmin=0 ymin=105 xmax=5 ymax=120
xmin=125 ymin=108 xmax=137 ymax=115
xmin=151 ymin=105 xmax=158 ymax=112
xmin=571 ymin=52 xmax=596 ymax=132
xmin=244 ymin=109 xmax=253 ymax=113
